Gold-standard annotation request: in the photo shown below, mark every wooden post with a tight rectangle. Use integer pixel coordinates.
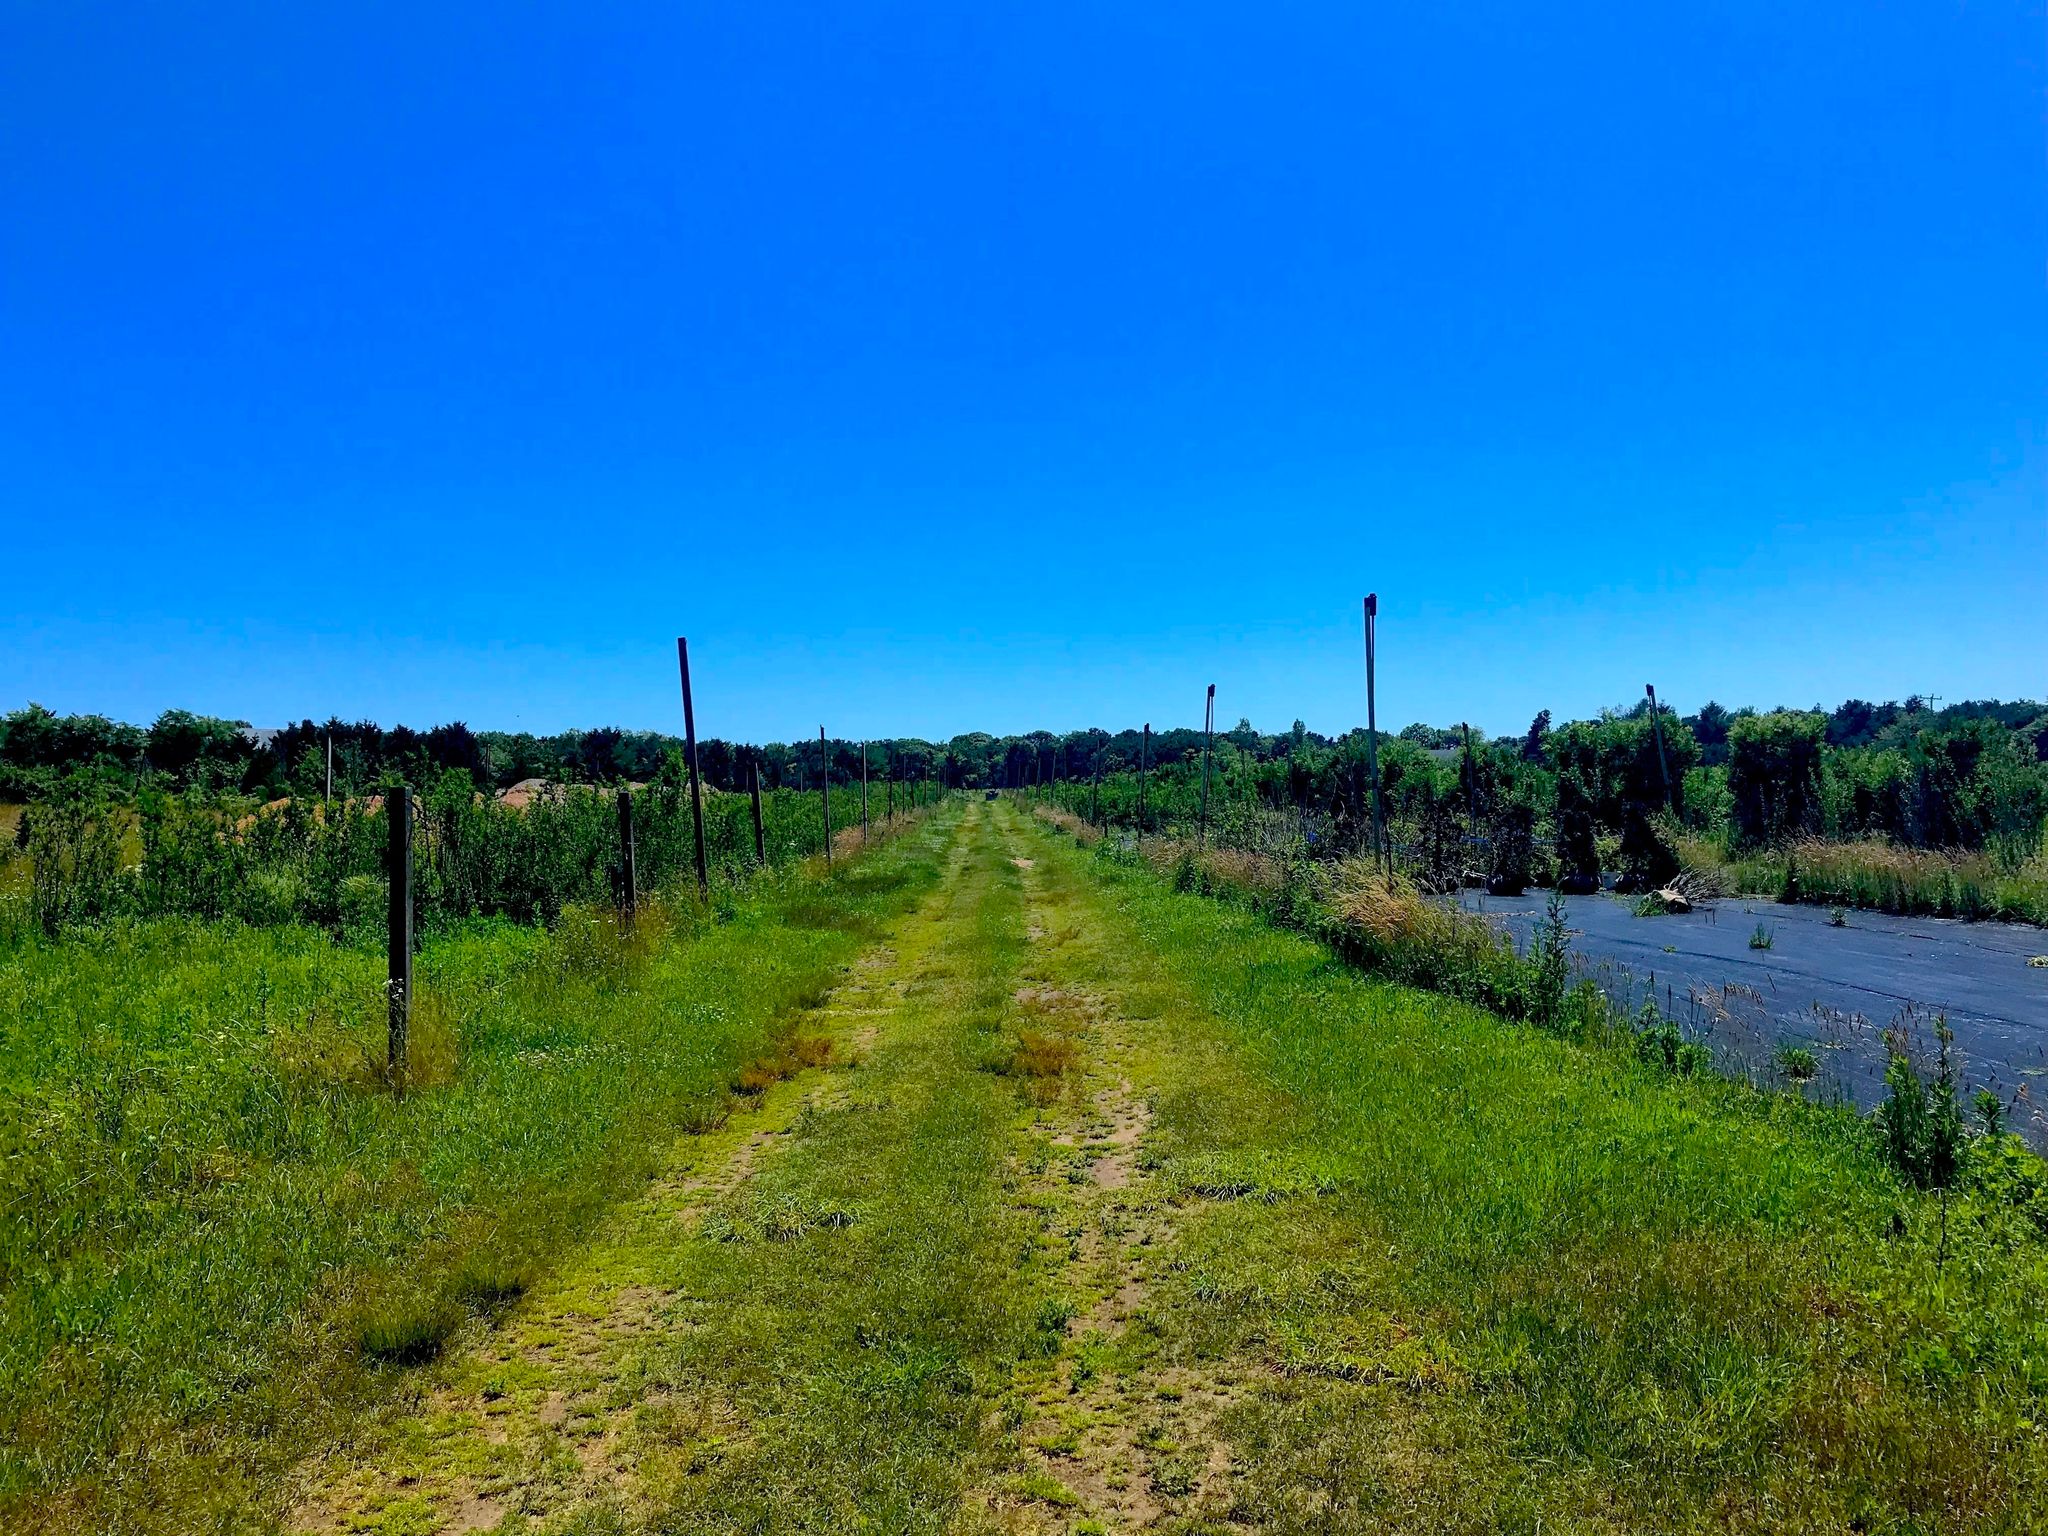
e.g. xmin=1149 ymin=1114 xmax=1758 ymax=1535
xmin=1090 ymin=730 xmax=1103 ymax=825
xmin=1363 ymin=595 xmax=1391 ymax=880
xmin=1139 ymin=723 xmax=1151 ymax=831
xmin=1199 ymin=684 xmax=1216 ymax=848
xmin=1646 ymin=684 xmax=1672 ymax=810
xmin=819 ymin=727 xmax=832 ymax=865
xmin=386 ymin=783 xmax=412 ymax=1094
xmin=617 ymin=783 xmax=637 ymax=930
xmin=676 ymin=638 xmax=709 ymax=894
xmin=861 ymin=740 xmax=869 ymax=843
xmin=1461 ymin=722 xmax=1480 ymax=828
xmin=749 ymin=760 xmax=766 ymax=867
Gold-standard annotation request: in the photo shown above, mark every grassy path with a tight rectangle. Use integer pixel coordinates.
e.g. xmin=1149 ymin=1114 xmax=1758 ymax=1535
xmin=292 ymin=804 xmax=1042 ymax=1534
xmin=282 ymin=799 xmax=2045 ymax=1534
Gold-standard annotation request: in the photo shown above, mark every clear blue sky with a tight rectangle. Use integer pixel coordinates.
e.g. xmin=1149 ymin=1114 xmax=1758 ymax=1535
xmin=5 ymin=3 xmax=2042 ymax=743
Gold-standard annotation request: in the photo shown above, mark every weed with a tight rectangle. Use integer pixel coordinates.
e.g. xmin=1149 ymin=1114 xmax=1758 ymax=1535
xmin=1776 ymin=1044 xmax=1819 ymax=1082
xmin=1749 ymin=921 xmax=1775 ymax=950
xmin=1528 ymin=892 xmax=1573 ymax=1035
xmin=1632 ymin=1006 xmax=1712 ymax=1076
xmin=1879 ymin=1018 xmax=1965 ymax=1196
xmin=1009 ymin=1029 xmax=1079 ymax=1081
xmin=1828 ymin=905 xmax=1848 ymax=926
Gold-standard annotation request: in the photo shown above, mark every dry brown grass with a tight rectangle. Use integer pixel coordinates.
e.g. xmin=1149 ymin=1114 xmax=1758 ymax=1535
xmin=734 ymin=1032 xmax=836 ymax=1095
xmin=1031 ymin=804 xmax=1103 ymax=845
xmin=1327 ymin=861 xmax=1445 ymax=943
xmin=1010 ymin=1028 xmax=1079 ymax=1084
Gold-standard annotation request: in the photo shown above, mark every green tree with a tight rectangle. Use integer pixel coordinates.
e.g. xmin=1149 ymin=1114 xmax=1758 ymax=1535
xmin=1726 ymin=711 xmax=1827 ymax=848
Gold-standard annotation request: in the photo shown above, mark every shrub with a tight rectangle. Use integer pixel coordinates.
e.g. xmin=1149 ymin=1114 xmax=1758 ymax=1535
xmin=1727 ymin=712 xmax=1827 ymax=849
xmin=1877 ymin=1021 xmax=1964 ymax=1195
xmin=1632 ymin=1006 xmax=1711 ymax=1075
xmin=26 ymin=796 xmax=129 ymax=934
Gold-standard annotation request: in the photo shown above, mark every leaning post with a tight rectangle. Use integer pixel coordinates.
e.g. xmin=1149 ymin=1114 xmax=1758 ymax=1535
xmin=749 ymin=760 xmax=766 ymax=866
xmin=1646 ymin=683 xmax=1673 ymax=810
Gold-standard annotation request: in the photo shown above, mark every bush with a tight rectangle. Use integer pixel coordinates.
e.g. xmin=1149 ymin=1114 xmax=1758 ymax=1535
xmin=1727 ymin=712 xmax=1827 ymax=849
xmin=1878 ymin=1021 xmax=1964 ymax=1194
xmin=26 ymin=797 xmax=129 ymax=934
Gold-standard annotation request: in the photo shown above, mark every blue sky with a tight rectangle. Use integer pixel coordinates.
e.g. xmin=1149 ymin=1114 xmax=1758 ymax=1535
xmin=4 ymin=3 xmax=2041 ymax=743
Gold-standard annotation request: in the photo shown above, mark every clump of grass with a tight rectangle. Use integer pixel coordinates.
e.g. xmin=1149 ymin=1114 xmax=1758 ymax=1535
xmin=734 ymin=1031 xmax=837 ymax=1094
xmin=354 ymin=1295 xmax=462 ymax=1367
xmin=1631 ymin=1007 xmax=1711 ymax=1076
xmin=447 ymin=1250 xmax=531 ymax=1315
xmin=1749 ymin=922 xmax=1775 ymax=951
xmin=1009 ymin=1028 xmax=1079 ymax=1084
xmin=1776 ymin=1044 xmax=1819 ymax=1081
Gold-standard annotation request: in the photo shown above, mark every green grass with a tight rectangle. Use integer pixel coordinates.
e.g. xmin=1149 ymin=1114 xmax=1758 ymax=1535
xmin=1014 ymin=804 xmax=2048 ymax=1531
xmin=15 ymin=795 xmax=2048 ymax=1532
xmin=1720 ymin=836 xmax=2048 ymax=925
xmin=0 ymin=807 xmax=957 ymax=1533
xmin=289 ymin=799 xmax=1060 ymax=1535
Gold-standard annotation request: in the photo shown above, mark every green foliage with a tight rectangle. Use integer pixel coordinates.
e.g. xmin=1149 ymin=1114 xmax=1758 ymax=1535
xmin=1528 ymin=891 xmax=1572 ymax=1035
xmin=1879 ymin=1021 xmax=1966 ymax=1194
xmin=25 ymin=797 xmax=127 ymax=934
xmin=1776 ymin=1044 xmax=1819 ymax=1081
xmin=1631 ymin=1004 xmax=1712 ymax=1075
xmin=1728 ymin=710 xmax=1828 ymax=848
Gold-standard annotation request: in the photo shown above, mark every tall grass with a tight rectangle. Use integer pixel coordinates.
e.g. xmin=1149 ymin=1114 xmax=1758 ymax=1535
xmin=0 ymin=805 xmax=956 ymax=1532
xmin=1724 ymin=836 xmax=2048 ymax=924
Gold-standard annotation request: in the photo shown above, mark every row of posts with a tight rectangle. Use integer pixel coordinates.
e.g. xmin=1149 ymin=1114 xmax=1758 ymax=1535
xmin=385 ymin=636 xmax=945 ymax=1091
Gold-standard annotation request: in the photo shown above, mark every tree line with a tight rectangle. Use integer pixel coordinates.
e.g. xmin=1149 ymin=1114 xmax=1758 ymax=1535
xmin=7 ymin=697 xmax=2045 ymax=874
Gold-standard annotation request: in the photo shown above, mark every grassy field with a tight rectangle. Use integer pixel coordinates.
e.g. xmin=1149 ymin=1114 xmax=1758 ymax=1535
xmin=9 ymin=798 xmax=2048 ymax=1532
xmin=0 ymin=809 xmax=955 ymax=1533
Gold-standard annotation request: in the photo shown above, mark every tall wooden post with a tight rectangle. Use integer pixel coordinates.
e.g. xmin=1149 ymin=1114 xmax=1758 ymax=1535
xmin=617 ymin=784 xmax=637 ymax=930
xmin=750 ymin=760 xmax=766 ymax=867
xmin=676 ymin=638 xmax=709 ymax=894
xmin=819 ymin=727 xmax=832 ymax=865
xmin=1139 ymin=723 xmax=1151 ymax=831
xmin=1090 ymin=730 xmax=1103 ymax=825
xmin=386 ymin=783 xmax=413 ymax=1094
xmin=1461 ymin=722 xmax=1480 ymax=828
xmin=1363 ymin=595 xmax=1391 ymax=879
xmin=1646 ymin=683 xmax=1672 ymax=810
xmin=1199 ymin=684 xmax=1216 ymax=848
